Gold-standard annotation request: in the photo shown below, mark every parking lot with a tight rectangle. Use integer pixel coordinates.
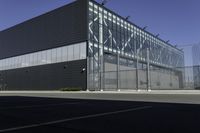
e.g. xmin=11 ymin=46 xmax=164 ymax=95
xmin=0 ymin=94 xmax=200 ymax=133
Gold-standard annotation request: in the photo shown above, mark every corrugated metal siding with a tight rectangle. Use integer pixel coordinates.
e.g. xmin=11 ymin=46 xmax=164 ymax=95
xmin=0 ymin=59 xmax=87 ymax=90
xmin=0 ymin=0 xmax=88 ymax=59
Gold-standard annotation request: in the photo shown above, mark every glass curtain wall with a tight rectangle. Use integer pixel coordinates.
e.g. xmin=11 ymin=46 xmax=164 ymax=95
xmin=0 ymin=42 xmax=86 ymax=71
xmin=88 ymin=1 xmax=184 ymax=90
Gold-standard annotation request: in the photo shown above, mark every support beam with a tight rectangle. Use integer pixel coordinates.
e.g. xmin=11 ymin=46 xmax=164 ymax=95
xmin=99 ymin=12 xmax=104 ymax=91
xmin=147 ymin=48 xmax=151 ymax=91
xmin=117 ymin=52 xmax=120 ymax=91
xmin=136 ymin=50 xmax=139 ymax=91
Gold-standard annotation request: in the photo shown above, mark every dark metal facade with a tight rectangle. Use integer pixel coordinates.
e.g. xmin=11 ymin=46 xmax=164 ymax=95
xmin=0 ymin=0 xmax=88 ymax=59
xmin=0 ymin=59 xmax=87 ymax=90
xmin=0 ymin=0 xmax=88 ymax=90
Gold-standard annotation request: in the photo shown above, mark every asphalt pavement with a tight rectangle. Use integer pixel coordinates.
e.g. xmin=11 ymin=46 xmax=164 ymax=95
xmin=0 ymin=95 xmax=200 ymax=133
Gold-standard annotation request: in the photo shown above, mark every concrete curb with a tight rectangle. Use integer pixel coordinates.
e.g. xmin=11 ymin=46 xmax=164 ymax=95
xmin=1 ymin=90 xmax=200 ymax=95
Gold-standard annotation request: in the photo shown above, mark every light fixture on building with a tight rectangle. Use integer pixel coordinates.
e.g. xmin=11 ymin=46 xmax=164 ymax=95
xmin=101 ymin=0 xmax=111 ymax=6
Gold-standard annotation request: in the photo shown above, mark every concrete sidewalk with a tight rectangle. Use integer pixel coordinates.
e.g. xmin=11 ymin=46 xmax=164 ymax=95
xmin=1 ymin=90 xmax=200 ymax=104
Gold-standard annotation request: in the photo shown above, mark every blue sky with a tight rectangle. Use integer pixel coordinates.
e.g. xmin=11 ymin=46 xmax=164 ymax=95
xmin=0 ymin=0 xmax=199 ymax=45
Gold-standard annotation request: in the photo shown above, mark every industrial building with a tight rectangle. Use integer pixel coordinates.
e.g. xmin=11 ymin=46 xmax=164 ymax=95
xmin=0 ymin=0 xmax=184 ymax=91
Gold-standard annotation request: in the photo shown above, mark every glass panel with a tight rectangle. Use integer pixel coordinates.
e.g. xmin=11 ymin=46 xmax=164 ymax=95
xmin=52 ymin=48 xmax=57 ymax=63
xmin=62 ymin=46 xmax=68 ymax=62
xmin=80 ymin=43 xmax=86 ymax=59
xmin=89 ymin=1 xmax=93 ymax=6
xmin=46 ymin=49 xmax=52 ymax=64
xmin=41 ymin=51 xmax=47 ymax=64
xmin=37 ymin=52 xmax=42 ymax=65
xmin=29 ymin=53 xmax=34 ymax=66
xmin=68 ymin=45 xmax=73 ymax=61
xmin=21 ymin=55 xmax=26 ymax=67
xmin=57 ymin=47 xmax=62 ymax=63
xmin=74 ymin=44 xmax=80 ymax=60
xmin=5 ymin=59 xmax=7 ymax=70
xmin=0 ymin=60 xmax=2 ymax=70
xmin=2 ymin=59 xmax=4 ymax=70
xmin=0 ymin=42 xmax=86 ymax=71
xmin=25 ymin=54 xmax=30 ymax=66
xmin=33 ymin=52 xmax=38 ymax=66
xmin=7 ymin=58 xmax=10 ymax=69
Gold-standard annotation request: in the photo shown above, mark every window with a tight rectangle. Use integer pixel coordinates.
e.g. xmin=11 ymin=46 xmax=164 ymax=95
xmin=41 ymin=51 xmax=47 ymax=64
xmin=51 ymin=48 xmax=57 ymax=63
xmin=89 ymin=1 xmax=93 ymax=6
xmin=56 ymin=47 xmax=62 ymax=62
xmin=46 ymin=49 xmax=52 ymax=64
xmin=33 ymin=53 xmax=38 ymax=66
xmin=0 ymin=42 xmax=86 ymax=71
xmin=68 ymin=45 xmax=74 ymax=61
xmin=29 ymin=53 xmax=34 ymax=66
xmin=25 ymin=54 xmax=30 ymax=66
xmin=61 ymin=46 xmax=67 ymax=62
xmin=80 ymin=43 xmax=86 ymax=59
xmin=21 ymin=55 xmax=26 ymax=67
xmin=0 ymin=60 xmax=2 ymax=70
xmin=74 ymin=44 xmax=80 ymax=60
